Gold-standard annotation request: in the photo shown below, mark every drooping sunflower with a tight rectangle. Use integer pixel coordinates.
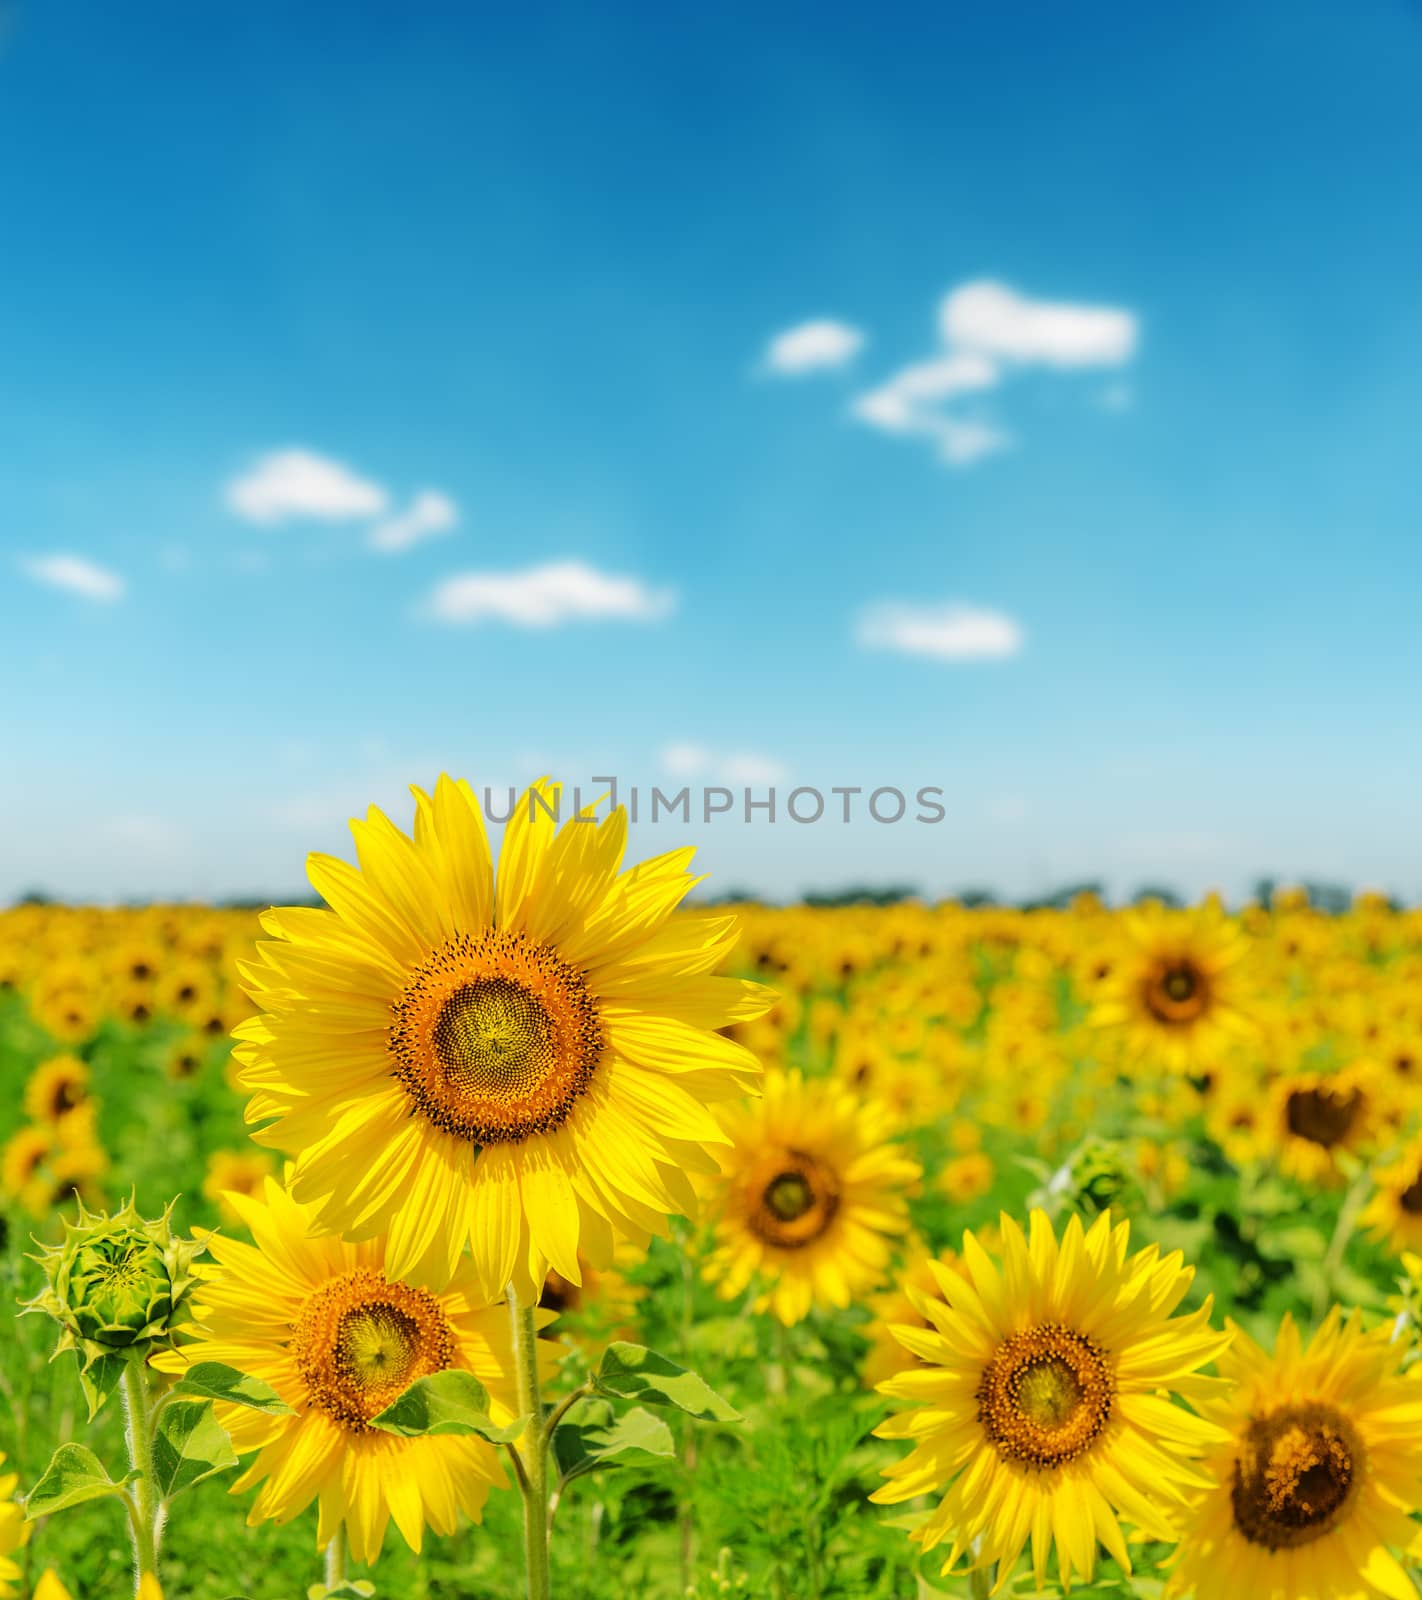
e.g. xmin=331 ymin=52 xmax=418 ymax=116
xmin=1268 ymin=1062 xmax=1384 ymax=1186
xmin=872 ymin=1209 xmax=1229 ymax=1592
xmin=701 ymin=1069 xmax=920 ymax=1326
xmin=234 ymin=777 xmax=771 ymax=1296
xmin=1090 ymin=906 xmax=1255 ymax=1074
xmin=1168 ymin=1310 xmax=1422 ymax=1600
xmin=22 ymin=1054 xmax=91 ymax=1123
xmin=156 ymin=1176 xmax=543 ymax=1562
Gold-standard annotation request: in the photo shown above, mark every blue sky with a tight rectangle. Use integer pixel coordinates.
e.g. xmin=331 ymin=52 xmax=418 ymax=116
xmin=3 ymin=1 xmax=1421 ymax=904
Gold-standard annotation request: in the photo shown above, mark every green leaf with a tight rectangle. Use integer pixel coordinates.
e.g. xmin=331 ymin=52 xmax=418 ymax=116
xmin=371 ymin=1369 xmax=525 ymax=1444
xmin=151 ymin=1398 xmax=239 ymax=1499
xmin=551 ymin=1400 xmax=675 ymax=1483
xmin=25 ymin=1443 xmax=139 ymax=1520
xmin=167 ymin=1361 xmax=294 ymax=1414
xmin=76 ymin=1350 xmax=129 ymax=1422
xmin=592 ymin=1342 xmax=740 ymax=1422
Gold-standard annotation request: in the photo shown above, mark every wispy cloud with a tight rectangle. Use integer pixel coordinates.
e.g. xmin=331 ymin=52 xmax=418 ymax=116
xmin=661 ymin=743 xmax=788 ymax=783
xmin=762 ymin=318 xmax=866 ymax=376
xmin=852 ymin=352 xmax=1009 ymax=464
xmin=22 ymin=553 xmax=126 ymax=602
xmin=941 ymin=281 xmax=1137 ymax=368
xmin=368 ymin=490 xmax=459 ymax=554
xmin=226 ymin=449 xmax=390 ymax=524
xmin=856 ymin=600 xmax=1024 ymax=661
xmin=846 ymin=278 xmax=1139 ymax=466
xmin=427 ymin=560 xmax=676 ymax=627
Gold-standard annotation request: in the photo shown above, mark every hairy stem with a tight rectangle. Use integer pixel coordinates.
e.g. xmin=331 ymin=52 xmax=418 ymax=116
xmin=120 ymin=1355 xmax=160 ymax=1597
xmin=323 ymin=1525 xmax=347 ymax=1590
xmin=508 ymin=1280 xmax=551 ymax=1600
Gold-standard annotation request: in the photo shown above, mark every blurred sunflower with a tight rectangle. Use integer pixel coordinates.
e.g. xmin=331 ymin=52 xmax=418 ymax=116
xmin=0 ymin=1452 xmax=30 ymax=1598
xmin=201 ymin=1148 xmax=278 ymax=1227
xmin=701 ymin=1069 xmax=920 ymax=1325
xmin=861 ymin=1239 xmax=964 ymax=1389
xmin=23 ymin=1054 xmax=90 ymax=1123
xmin=1091 ymin=906 xmax=1254 ymax=1074
xmin=235 ymin=776 xmax=772 ymax=1295
xmin=1360 ymin=1136 xmax=1422 ymax=1256
xmin=872 ymin=1210 xmax=1229 ymax=1592
xmin=156 ymin=1176 xmax=545 ymax=1562
xmin=539 ymin=1237 xmax=646 ymax=1351
xmin=1269 ymin=1062 xmax=1382 ymax=1185
xmin=1169 ymin=1310 xmax=1422 ymax=1600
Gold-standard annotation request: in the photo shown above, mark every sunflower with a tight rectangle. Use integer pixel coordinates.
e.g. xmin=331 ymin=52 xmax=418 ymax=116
xmin=1091 ymin=906 xmax=1255 ymax=1074
xmin=1168 ymin=1309 xmax=1422 ymax=1600
xmin=862 ymin=1239 xmax=965 ymax=1389
xmin=872 ymin=1209 xmax=1229 ymax=1592
xmin=156 ymin=1175 xmax=544 ymax=1562
xmin=1360 ymin=1136 xmax=1422 ymax=1256
xmin=539 ymin=1237 xmax=646 ymax=1352
xmin=234 ymin=776 xmax=771 ymax=1297
xmin=202 ymin=1148 xmax=278 ymax=1228
xmin=23 ymin=1054 xmax=91 ymax=1123
xmin=0 ymin=1452 xmax=30 ymax=1598
xmin=701 ymin=1069 xmax=920 ymax=1326
xmin=1269 ymin=1062 xmax=1382 ymax=1186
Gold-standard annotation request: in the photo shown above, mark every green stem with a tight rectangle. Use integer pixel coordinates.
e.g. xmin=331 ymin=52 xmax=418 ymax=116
xmin=967 ymin=1563 xmax=993 ymax=1599
xmin=324 ymin=1526 xmax=347 ymax=1590
xmin=508 ymin=1280 xmax=551 ymax=1600
xmin=1314 ymin=1168 xmax=1371 ymax=1322
xmin=119 ymin=1355 xmax=160 ymax=1597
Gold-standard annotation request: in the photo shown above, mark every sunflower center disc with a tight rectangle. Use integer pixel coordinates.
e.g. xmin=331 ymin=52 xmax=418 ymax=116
xmin=389 ymin=929 xmax=604 ymax=1145
xmin=1232 ymin=1404 xmax=1362 ymax=1550
xmin=750 ymin=1151 xmax=840 ymax=1248
xmin=293 ymin=1267 xmax=455 ymax=1433
xmin=1143 ymin=959 xmax=1210 ymax=1024
xmin=1285 ymin=1086 xmax=1360 ymax=1148
xmin=1401 ymin=1177 xmax=1422 ymax=1215
xmin=978 ymin=1323 xmax=1114 ymax=1467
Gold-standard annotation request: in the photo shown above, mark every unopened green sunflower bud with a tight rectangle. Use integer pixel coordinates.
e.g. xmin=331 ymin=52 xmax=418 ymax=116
xmin=24 ymin=1195 xmax=205 ymax=1416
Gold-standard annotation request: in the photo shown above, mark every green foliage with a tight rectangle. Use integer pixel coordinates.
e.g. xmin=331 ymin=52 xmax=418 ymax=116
xmin=370 ymin=1369 xmax=525 ymax=1443
xmin=592 ymin=1342 xmax=740 ymax=1422
xmin=24 ymin=1442 xmax=139 ymax=1520
xmin=551 ymin=1400 xmax=675 ymax=1483
xmin=151 ymin=1398 xmax=238 ymax=1498
xmin=168 ymin=1360 xmax=294 ymax=1414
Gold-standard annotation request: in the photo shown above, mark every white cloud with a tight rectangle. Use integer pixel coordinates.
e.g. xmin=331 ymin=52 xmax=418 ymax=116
xmin=763 ymin=319 xmax=866 ymax=376
xmin=428 ymin=560 xmax=676 ymax=628
xmin=846 ymin=278 xmax=1138 ymax=466
xmin=22 ymin=554 xmax=126 ymax=602
xmin=941 ymin=280 xmax=1137 ymax=368
xmin=368 ymin=490 xmax=459 ymax=554
xmin=856 ymin=601 xmax=1024 ymax=662
xmin=659 ymin=743 xmax=788 ymax=783
xmin=851 ymin=350 xmax=1009 ymax=467
xmin=226 ymin=449 xmax=390 ymax=525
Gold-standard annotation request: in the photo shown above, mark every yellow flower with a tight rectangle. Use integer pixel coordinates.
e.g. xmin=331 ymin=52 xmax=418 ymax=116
xmin=1360 ymin=1136 xmax=1422 ymax=1256
xmin=31 ymin=1574 xmax=73 ymax=1600
xmin=1269 ymin=1062 xmax=1382 ymax=1186
xmin=861 ymin=1240 xmax=964 ymax=1389
xmin=234 ymin=777 xmax=771 ymax=1297
xmin=1091 ymin=906 xmax=1255 ymax=1074
xmin=202 ymin=1148 xmax=278 ymax=1227
xmin=702 ymin=1069 xmax=920 ymax=1325
xmin=0 ymin=1453 xmax=31 ymax=1599
xmin=873 ymin=1210 xmax=1229 ymax=1592
xmin=157 ymin=1176 xmax=544 ymax=1563
xmin=938 ymin=1150 xmax=994 ymax=1204
xmin=1169 ymin=1310 xmax=1422 ymax=1600
xmin=23 ymin=1054 xmax=91 ymax=1123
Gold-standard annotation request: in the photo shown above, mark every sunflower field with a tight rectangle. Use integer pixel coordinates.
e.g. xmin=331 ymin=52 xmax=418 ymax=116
xmin=3 ymin=779 xmax=1422 ymax=1600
